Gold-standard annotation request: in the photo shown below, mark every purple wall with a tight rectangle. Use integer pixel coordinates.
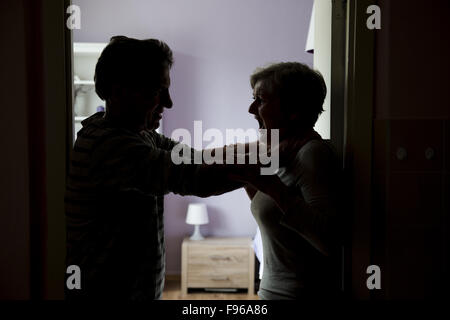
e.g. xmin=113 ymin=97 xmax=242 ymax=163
xmin=73 ymin=0 xmax=313 ymax=274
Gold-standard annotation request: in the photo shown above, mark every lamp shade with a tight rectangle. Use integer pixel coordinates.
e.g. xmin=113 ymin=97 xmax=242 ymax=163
xmin=185 ymin=203 xmax=209 ymax=225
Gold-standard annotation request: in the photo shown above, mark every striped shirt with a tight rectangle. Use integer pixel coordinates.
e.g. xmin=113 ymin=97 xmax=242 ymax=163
xmin=65 ymin=112 xmax=239 ymax=300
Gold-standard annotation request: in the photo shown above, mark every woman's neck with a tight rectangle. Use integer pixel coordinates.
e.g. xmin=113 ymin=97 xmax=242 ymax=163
xmin=279 ymin=127 xmax=314 ymax=143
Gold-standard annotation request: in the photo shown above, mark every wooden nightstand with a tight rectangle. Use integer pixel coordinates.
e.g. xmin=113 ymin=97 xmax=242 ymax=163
xmin=181 ymin=237 xmax=255 ymax=295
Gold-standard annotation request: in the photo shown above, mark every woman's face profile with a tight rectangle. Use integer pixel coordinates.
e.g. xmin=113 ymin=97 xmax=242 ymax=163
xmin=249 ymin=80 xmax=283 ymax=131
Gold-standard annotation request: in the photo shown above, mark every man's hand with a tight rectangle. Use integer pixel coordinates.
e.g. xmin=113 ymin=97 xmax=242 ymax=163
xmin=228 ymin=163 xmax=284 ymax=200
xmin=272 ymin=130 xmax=322 ymax=167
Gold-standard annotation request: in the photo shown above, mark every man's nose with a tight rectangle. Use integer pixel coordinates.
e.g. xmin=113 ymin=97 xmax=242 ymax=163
xmin=161 ymin=92 xmax=173 ymax=109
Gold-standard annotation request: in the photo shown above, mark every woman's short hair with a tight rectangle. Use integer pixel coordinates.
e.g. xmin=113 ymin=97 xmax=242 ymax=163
xmin=94 ymin=36 xmax=174 ymax=101
xmin=250 ymin=62 xmax=326 ymax=129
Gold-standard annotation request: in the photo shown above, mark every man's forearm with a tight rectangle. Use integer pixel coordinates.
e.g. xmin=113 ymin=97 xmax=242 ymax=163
xmin=191 ymin=163 xmax=245 ymax=198
xmin=202 ymin=141 xmax=261 ymax=163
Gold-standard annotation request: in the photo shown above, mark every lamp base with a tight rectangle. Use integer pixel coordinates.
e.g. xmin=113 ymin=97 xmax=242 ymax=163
xmin=189 ymin=224 xmax=204 ymax=241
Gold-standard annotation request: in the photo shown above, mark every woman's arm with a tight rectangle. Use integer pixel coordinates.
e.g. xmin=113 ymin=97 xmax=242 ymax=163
xmin=260 ymin=176 xmax=332 ymax=256
xmin=229 ymin=142 xmax=339 ymax=257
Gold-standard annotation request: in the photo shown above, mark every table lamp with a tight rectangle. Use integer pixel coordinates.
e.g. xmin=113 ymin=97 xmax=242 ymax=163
xmin=186 ymin=203 xmax=209 ymax=240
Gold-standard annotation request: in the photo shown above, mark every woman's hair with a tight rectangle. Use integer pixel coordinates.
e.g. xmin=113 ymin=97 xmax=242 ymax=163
xmin=250 ymin=62 xmax=326 ymax=128
xmin=95 ymin=36 xmax=174 ymax=101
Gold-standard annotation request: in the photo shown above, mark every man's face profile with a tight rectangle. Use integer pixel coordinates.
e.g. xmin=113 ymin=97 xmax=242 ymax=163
xmin=146 ymin=67 xmax=172 ymax=130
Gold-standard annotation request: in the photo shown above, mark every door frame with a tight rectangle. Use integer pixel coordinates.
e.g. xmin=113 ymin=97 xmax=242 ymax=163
xmin=342 ymin=0 xmax=376 ymax=299
xmin=41 ymin=0 xmax=377 ymax=300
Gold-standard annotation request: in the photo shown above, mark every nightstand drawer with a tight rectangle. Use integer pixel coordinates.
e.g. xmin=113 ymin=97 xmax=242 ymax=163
xmin=187 ymin=245 xmax=249 ymax=288
xmin=187 ymin=246 xmax=249 ymax=266
xmin=187 ymin=270 xmax=248 ymax=288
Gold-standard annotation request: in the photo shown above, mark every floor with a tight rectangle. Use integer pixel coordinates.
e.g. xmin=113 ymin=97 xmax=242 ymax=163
xmin=162 ymin=278 xmax=260 ymax=300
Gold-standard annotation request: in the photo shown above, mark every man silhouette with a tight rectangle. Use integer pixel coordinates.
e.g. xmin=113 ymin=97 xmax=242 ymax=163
xmin=65 ymin=36 xmax=241 ymax=300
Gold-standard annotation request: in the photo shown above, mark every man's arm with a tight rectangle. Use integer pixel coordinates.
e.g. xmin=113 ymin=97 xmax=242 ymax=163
xmin=192 ymin=142 xmax=263 ymax=198
xmin=152 ymin=133 xmax=250 ymax=197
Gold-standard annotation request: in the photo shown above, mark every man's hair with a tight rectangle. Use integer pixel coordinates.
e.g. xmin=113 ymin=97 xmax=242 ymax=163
xmin=250 ymin=62 xmax=326 ymax=128
xmin=95 ymin=36 xmax=174 ymax=101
